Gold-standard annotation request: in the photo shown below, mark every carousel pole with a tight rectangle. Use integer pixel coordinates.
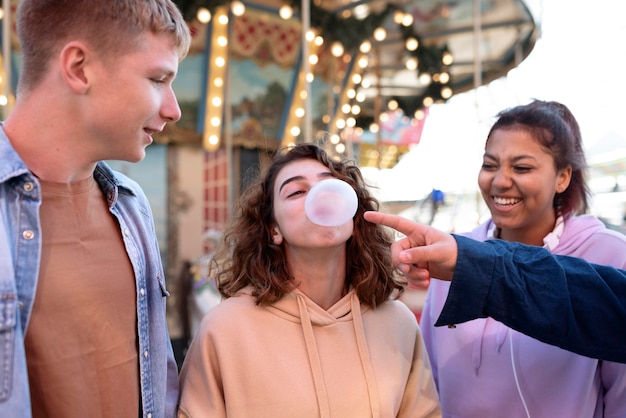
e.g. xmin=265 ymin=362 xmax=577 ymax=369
xmin=374 ymin=46 xmax=382 ymax=169
xmin=473 ymin=0 xmax=483 ymax=221
xmin=301 ymin=0 xmax=311 ymax=142
xmin=2 ymin=0 xmax=12 ymax=119
xmin=473 ymin=0 xmax=482 ymax=94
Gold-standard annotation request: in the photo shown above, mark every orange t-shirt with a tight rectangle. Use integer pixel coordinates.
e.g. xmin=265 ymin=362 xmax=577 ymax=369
xmin=25 ymin=176 xmax=140 ymax=417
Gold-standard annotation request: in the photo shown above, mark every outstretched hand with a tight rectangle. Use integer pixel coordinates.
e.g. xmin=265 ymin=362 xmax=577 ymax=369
xmin=363 ymin=211 xmax=458 ymax=285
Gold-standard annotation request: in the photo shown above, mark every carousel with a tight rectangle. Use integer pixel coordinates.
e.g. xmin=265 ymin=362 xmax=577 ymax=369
xmin=0 ymin=0 xmax=538 ymax=315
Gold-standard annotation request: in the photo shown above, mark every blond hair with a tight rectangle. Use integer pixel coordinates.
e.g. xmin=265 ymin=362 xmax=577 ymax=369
xmin=16 ymin=0 xmax=191 ymax=93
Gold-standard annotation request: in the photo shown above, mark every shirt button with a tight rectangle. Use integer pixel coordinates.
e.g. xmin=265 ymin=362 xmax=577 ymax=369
xmin=23 ymin=230 xmax=35 ymax=240
xmin=18 ymin=301 xmax=24 ymax=310
xmin=147 ymin=413 xmax=152 ymax=418
xmin=124 ymin=228 xmax=130 ymax=236
xmin=23 ymin=182 xmax=34 ymax=192
xmin=144 ymin=351 xmax=149 ymax=358
xmin=140 ymin=288 xmax=145 ymax=296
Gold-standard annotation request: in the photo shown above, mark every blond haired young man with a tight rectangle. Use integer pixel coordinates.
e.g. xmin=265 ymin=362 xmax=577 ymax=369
xmin=0 ymin=0 xmax=190 ymax=416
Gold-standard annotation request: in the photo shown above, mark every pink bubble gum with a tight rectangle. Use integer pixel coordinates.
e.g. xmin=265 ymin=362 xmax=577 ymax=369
xmin=304 ymin=179 xmax=358 ymax=226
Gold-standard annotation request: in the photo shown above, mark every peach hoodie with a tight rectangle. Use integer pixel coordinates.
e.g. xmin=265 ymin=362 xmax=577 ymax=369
xmin=178 ymin=287 xmax=441 ymax=417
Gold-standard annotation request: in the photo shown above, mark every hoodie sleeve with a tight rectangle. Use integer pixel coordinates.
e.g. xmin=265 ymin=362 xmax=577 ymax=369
xmin=435 ymin=235 xmax=626 ymax=363
xmin=177 ymin=312 xmax=227 ymax=418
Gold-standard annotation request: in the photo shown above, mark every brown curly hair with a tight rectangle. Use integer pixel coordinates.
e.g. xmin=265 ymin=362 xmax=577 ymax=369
xmin=213 ymin=143 xmax=404 ymax=307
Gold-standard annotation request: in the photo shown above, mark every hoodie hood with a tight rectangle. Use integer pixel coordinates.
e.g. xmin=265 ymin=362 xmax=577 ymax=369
xmin=553 ymin=214 xmax=606 ymax=253
xmin=267 ymin=289 xmax=381 ymax=418
xmin=464 ymin=215 xmax=604 ymax=252
xmin=268 ymin=288 xmax=357 ymax=325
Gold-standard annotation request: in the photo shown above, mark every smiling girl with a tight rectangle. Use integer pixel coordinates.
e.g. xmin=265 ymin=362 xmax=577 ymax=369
xmin=420 ymin=100 xmax=626 ymax=417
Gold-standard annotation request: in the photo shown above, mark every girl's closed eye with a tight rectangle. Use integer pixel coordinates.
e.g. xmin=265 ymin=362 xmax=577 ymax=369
xmin=287 ymin=189 xmax=305 ymax=198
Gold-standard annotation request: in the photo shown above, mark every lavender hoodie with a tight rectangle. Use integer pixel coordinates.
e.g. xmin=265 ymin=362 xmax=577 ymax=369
xmin=421 ymin=215 xmax=626 ymax=417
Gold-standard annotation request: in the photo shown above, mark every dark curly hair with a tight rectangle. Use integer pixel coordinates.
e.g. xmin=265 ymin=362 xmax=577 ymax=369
xmin=486 ymin=99 xmax=589 ymax=217
xmin=213 ymin=143 xmax=404 ymax=307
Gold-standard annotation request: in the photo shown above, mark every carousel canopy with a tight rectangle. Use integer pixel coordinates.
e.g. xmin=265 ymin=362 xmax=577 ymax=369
xmin=176 ymin=0 xmax=537 ymax=118
xmin=169 ymin=0 xmax=538 ymax=167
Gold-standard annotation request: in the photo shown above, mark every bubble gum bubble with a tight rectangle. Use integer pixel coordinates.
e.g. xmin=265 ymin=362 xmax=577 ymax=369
xmin=304 ymin=178 xmax=358 ymax=226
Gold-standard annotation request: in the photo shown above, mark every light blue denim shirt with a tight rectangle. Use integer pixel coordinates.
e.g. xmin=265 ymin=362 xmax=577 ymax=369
xmin=0 ymin=128 xmax=179 ymax=417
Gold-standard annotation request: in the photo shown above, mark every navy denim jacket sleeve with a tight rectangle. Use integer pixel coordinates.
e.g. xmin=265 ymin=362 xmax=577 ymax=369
xmin=436 ymin=234 xmax=626 ymax=363
xmin=0 ymin=127 xmax=178 ymax=418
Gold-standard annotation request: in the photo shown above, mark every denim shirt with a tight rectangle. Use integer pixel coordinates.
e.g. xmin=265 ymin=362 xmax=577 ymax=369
xmin=0 ymin=129 xmax=179 ymax=417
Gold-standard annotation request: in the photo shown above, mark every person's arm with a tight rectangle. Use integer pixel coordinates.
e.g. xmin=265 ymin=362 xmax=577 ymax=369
xmin=436 ymin=235 xmax=626 ymax=363
xmin=363 ymin=211 xmax=626 ymax=363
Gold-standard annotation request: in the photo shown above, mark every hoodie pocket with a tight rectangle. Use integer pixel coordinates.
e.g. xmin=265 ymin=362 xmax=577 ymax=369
xmin=0 ymin=293 xmax=17 ymax=402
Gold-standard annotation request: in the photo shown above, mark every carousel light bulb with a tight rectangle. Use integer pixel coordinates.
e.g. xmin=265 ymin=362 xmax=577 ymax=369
xmin=196 ymin=7 xmax=211 ymax=23
xmin=279 ymin=4 xmax=293 ymax=20
xmin=419 ymin=72 xmax=432 ymax=85
xmin=331 ymin=41 xmax=344 ymax=57
xmin=373 ymin=27 xmax=386 ymax=42
xmin=405 ymin=37 xmax=419 ymax=51
xmin=406 ymin=57 xmax=418 ymax=71
xmin=231 ymin=1 xmax=245 ymax=16
xmin=393 ymin=10 xmax=404 ymax=25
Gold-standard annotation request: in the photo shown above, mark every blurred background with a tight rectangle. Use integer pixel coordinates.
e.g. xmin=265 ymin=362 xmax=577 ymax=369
xmin=364 ymin=0 xmax=626 ymax=236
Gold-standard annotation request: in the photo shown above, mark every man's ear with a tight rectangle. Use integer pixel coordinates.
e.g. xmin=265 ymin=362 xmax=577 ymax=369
xmin=59 ymin=41 xmax=90 ymax=94
xmin=271 ymin=227 xmax=283 ymax=245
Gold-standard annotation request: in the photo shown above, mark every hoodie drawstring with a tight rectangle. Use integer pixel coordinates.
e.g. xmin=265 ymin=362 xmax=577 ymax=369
xmin=297 ymin=294 xmax=332 ymax=418
xmin=351 ymin=293 xmax=381 ymax=418
xmin=295 ymin=292 xmax=381 ymax=418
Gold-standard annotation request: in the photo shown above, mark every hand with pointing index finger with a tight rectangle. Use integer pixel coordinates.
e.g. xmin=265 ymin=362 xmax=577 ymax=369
xmin=363 ymin=211 xmax=458 ymax=286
